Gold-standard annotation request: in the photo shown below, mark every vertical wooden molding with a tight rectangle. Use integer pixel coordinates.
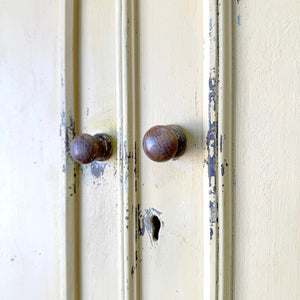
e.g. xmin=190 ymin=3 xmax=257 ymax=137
xmin=203 ymin=0 xmax=232 ymax=299
xmin=116 ymin=0 xmax=139 ymax=299
xmin=203 ymin=1 xmax=219 ymax=298
xmin=218 ymin=1 xmax=232 ymax=299
xmin=59 ymin=0 xmax=80 ymax=299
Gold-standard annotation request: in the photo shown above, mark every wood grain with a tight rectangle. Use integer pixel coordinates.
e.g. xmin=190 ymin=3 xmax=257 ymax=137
xmin=233 ymin=0 xmax=300 ymax=299
xmin=70 ymin=133 xmax=112 ymax=164
xmin=142 ymin=125 xmax=186 ymax=162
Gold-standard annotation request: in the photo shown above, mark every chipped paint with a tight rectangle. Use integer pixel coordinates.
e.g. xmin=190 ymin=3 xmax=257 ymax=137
xmin=220 ymin=134 xmax=223 ymax=152
xmin=204 ymin=0 xmax=234 ymax=298
xmin=90 ymin=161 xmax=108 ymax=178
xmin=209 ymin=200 xmax=217 ymax=224
xmin=60 ymin=108 xmax=75 ymax=156
xmin=207 ymin=73 xmax=218 ymax=198
xmin=237 ymin=15 xmax=241 ymax=26
xmin=221 ymin=162 xmax=229 ymax=177
xmin=138 ymin=207 xmax=164 ymax=245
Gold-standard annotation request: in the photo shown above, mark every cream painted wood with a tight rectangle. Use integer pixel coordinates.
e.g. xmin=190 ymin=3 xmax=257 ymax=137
xmin=0 ymin=0 xmax=61 ymax=299
xmin=203 ymin=0 xmax=233 ymax=298
xmin=233 ymin=0 xmax=300 ymax=299
xmin=2 ymin=0 xmax=299 ymax=299
xmin=78 ymin=1 xmax=120 ymax=299
xmin=138 ymin=1 xmax=204 ymax=299
xmin=116 ymin=1 xmax=139 ymax=299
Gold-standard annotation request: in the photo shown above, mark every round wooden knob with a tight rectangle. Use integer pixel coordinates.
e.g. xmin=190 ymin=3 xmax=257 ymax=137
xmin=142 ymin=125 xmax=187 ymax=162
xmin=70 ymin=133 xmax=112 ymax=164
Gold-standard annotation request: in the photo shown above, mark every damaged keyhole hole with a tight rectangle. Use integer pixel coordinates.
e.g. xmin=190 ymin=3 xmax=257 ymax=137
xmin=151 ymin=215 xmax=161 ymax=241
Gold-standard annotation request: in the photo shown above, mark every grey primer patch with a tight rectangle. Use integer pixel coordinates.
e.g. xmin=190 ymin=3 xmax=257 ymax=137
xmin=209 ymin=200 xmax=217 ymax=224
xmin=91 ymin=162 xmax=107 ymax=178
xmin=207 ymin=75 xmax=217 ymax=190
xmin=237 ymin=15 xmax=241 ymax=26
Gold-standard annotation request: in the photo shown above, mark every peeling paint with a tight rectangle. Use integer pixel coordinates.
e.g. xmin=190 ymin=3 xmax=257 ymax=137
xmin=206 ymin=73 xmax=217 ymax=197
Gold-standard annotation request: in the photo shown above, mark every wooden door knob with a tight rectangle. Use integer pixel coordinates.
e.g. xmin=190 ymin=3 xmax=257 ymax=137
xmin=142 ymin=125 xmax=187 ymax=162
xmin=70 ymin=133 xmax=112 ymax=164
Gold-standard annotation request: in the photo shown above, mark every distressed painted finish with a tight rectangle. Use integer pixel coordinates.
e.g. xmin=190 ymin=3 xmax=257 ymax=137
xmin=59 ymin=1 xmax=79 ymax=298
xmin=233 ymin=0 xmax=300 ymax=299
xmin=77 ymin=1 xmax=120 ymax=299
xmin=0 ymin=0 xmax=62 ymax=299
xmin=138 ymin=1 xmax=204 ymax=299
xmin=3 ymin=0 xmax=299 ymax=299
xmin=116 ymin=0 xmax=139 ymax=298
xmin=202 ymin=1 xmax=219 ymax=298
xmin=203 ymin=0 xmax=233 ymax=299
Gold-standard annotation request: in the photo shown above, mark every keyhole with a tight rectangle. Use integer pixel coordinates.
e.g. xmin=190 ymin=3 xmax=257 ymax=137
xmin=151 ymin=215 xmax=161 ymax=241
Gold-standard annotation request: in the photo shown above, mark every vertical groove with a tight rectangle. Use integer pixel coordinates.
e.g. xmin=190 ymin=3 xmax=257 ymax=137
xmin=73 ymin=0 xmax=80 ymax=298
xmin=116 ymin=0 xmax=139 ymax=299
xmin=59 ymin=0 xmax=80 ymax=299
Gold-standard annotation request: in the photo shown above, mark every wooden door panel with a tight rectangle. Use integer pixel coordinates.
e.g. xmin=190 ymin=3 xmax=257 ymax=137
xmin=233 ymin=1 xmax=300 ymax=299
xmin=0 ymin=1 xmax=61 ymax=299
xmin=1 ymin=0 xmax=299 ymax=299
xmin=138 ymin=1 xmax=203 ymax=299
xmin=78 ymin=1 xmax=120 ymax=299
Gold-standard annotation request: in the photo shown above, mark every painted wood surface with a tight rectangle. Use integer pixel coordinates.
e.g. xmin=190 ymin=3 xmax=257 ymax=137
xmin=233 ymin=0 xmax=300 ymax=299
xmin=78 ymin=1 xmax=120 ymax=299
xmin=1 ymin=0 xmax=299 ymax=299
xmin=137 ymin=1 xmax=204 ymax=299
xmin=0 ymin=1 xmax=61 ymax=299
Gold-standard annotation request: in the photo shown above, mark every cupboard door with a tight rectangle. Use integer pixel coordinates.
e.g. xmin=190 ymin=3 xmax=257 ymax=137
xmin=2 ymin=0 xmax=299 ymax=299
xmin=233 ymin=0 xmax=300 ymax=299
xmin=137 ymin=1 xmax=203 ymax=299
xmin=0 ymin=1 xmax=61 ymax=299
xmin=77 ymin=0 xmax=205 ymax=299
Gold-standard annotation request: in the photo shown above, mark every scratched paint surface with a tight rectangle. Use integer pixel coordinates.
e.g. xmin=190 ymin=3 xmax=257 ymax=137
xmin=0 ymin=0 xmax=61 ymax=298
xmin=77 ymin=1 xmax=120 ymax=299
xmin=207 ymin=74 xmax=218 ymax=233
xmin=138 ymin=1 xmax=204 ymax=299
xmin=234 ymin=0 xmax=300 ymax=299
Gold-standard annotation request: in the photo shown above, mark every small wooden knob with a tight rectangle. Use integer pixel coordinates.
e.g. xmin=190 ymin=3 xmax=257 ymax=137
xmin=70 ymin=133 xmax=112 ymax=164
xmin=142 ymin=125 xmax=187 ymax=162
